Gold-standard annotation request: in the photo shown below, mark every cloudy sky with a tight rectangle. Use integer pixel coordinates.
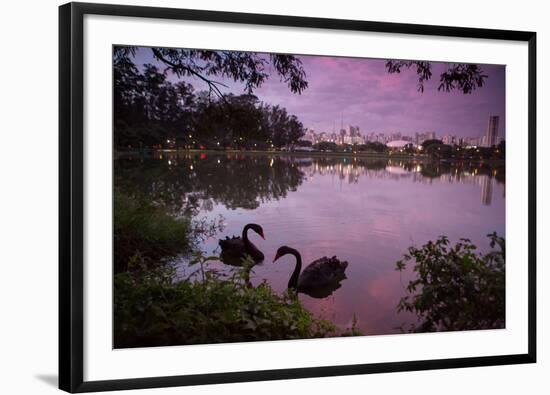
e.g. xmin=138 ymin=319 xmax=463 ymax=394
xmin=132 ymin=47 xmax=505 ymax=139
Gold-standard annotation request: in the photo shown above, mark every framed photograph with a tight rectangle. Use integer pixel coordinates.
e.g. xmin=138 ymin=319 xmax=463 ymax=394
xmin=59 ymin=2 xmax=536 ymax=392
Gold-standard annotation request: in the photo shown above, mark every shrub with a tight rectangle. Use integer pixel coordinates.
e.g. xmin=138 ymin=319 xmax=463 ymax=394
xmin=395 ymin=233 xmax=505 ymax=332
xmin=114 ymin=256 xmax=337 ymax=348
xmin=114 ymin=190 xmax=192 ymax=272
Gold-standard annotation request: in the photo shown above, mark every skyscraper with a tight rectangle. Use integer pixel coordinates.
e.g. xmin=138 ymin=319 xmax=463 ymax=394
xmin=484 ymin=115 xmax=499 ymax=147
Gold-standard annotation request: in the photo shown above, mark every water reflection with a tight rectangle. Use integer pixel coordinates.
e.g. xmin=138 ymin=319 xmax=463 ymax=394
xmin=300 ymin=273 xmax=347 ymax=299
xmin=115 ymin=153 xmax=305 ymax=215
xmin=115 ymin=152 xmax=505 ymax=335
xmin=116 ymin=152 xmax=504 ymax=211
xmin=480 ymin=176 xmax=493 ymax=206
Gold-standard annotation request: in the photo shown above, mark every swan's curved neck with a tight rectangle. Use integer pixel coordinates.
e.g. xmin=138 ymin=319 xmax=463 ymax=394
xmin=288 ymin=249 xmax=302 ymax=290
xmin=242 ymin=224 xmax=252 ymax=244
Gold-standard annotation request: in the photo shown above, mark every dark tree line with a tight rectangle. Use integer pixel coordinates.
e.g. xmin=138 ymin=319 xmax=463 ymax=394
xmin=420 ymin=139 xmax=505 ymax=161
xmin=114 ymin=46 xmax=307 ymax=149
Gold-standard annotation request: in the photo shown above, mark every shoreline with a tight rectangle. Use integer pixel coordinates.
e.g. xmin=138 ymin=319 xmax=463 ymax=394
xmin=116 ymin=148 xmax=505 ymax=164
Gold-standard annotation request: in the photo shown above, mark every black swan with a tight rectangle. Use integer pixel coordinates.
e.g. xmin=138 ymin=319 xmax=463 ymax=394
xmin=219 ymin=223 xmax=265 ymax=266
xmin=273 ymin=246 xmax=348 ymax=298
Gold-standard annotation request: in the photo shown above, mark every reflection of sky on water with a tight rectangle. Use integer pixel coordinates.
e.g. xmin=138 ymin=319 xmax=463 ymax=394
xmin=118 ymin=153 xmax=505 ymax=335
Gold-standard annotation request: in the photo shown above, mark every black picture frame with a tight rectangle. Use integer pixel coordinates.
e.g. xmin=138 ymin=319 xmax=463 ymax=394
xmin=59 ymin=2 xmax=537 ymax=392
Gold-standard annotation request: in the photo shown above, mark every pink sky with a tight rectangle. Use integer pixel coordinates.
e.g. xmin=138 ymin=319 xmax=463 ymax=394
xmin=133 ymin=48 xmax=505 ymax=139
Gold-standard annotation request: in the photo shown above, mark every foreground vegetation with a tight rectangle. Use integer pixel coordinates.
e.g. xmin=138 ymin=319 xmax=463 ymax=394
xmin=113 ymin=181 xmax=504 ymax=346
xmin=113 ymin=190 xmax=193 ymax=273
xmin=113 ymin=192 xmax=359 ymax=348
xmin=114 ymin=257 xmax=339 ymax=348
xmin=395 ymin=233 xmax=505 ymax=333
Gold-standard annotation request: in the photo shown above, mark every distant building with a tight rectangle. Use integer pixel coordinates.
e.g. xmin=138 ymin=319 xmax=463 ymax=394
xmin=303 ymin=128 xmax=317 ymax=144
xmin=442 ymin=134 xmax=458 ymax=145
xmin=415 ymin=131 xmax=436 ymax=145
xmin=349 ymin=125 xmax=360 ymax=137
xmin=339 ymin=128 xmax=347 ymax=145
xmin=464 ymin=136 xmax=480 ymax=147
xmin=376 ymin=133 xmax=387 ymax=143
xmin=345 ymin=125 xmax=364 ymax=144
xmin=366 ymin=132 xmax=377 ymax=142
xmin=387 ymin=140 xmax=416 ymax=149
xmin=388 ymin=132 xmax=402 ymax=142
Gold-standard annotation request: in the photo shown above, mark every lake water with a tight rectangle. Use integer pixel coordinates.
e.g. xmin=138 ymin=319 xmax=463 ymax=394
xmin=116 ymin=151 xmax=505 ymax=335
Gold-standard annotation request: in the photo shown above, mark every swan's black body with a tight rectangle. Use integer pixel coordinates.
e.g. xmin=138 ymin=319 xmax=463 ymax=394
xmin=273 ymin=246 xmax=348 ymax=298
xmin=219 ymin=223 xmax=265 ymax=266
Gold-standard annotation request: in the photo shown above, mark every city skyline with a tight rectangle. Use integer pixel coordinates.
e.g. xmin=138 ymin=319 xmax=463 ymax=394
xmin=301 ymin=114 xmax=500 ymax=148
xmin=133 ymin=48 xmax=505 ymax=139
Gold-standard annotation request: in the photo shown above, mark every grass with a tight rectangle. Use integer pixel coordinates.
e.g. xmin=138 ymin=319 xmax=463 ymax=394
xmin=113 ymin=190 xmax=192 ymax=272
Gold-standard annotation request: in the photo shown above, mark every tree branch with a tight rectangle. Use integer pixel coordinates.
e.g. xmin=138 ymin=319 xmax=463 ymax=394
xmin=151 ymin=48 xmax=228 ymax=101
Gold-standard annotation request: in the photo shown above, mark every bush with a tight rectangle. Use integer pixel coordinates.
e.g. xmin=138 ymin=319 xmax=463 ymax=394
xmin=395 ymin=233 xmax=505 ymax=332
xmin=114 ymin=256 xmax=337 ymax=348
xmin=313 ymin=141 xmax=338 ymax=152
xmin=114 ymin=190 xmax=192 ymax=272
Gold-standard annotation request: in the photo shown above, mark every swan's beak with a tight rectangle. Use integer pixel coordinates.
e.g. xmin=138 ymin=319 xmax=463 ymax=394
xmin=273 ymin=252 xmax=281 ymax=263
xmin=260 ymin=232 xmax=265 ymax=240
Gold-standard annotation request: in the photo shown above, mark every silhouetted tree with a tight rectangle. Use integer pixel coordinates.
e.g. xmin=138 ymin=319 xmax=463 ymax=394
xmin=115 ymin=46 xmax=308 ymax=100
xmin=385 ymin=61 xmax=488 ymax=93
xmin=263 ymin=105 xmax=305 ymax=148
xmin=421 ymin=139 xmax=444 ymax=149
xmin=114 ymin=60 xmax=305 ymax=148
